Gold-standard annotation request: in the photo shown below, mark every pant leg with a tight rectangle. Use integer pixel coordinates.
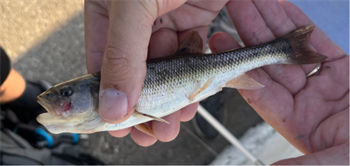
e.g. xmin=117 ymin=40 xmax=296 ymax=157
xmin=1 ymin=47 xmax=11 ymax=86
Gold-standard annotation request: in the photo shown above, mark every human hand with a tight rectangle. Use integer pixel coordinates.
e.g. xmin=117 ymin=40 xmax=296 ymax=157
xmin=84 ymin=0 xmax=228 ymax=146
xmin=208 ymin=0 xmax=348 ymax=165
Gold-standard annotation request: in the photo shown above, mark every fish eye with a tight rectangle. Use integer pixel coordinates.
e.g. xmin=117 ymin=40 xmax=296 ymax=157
xmin=60 ymin=87 xmax=74 ymax=97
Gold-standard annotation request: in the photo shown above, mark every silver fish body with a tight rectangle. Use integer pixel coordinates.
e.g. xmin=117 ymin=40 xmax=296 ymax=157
xmin=36 ymin=25 xmax=327 ymax=134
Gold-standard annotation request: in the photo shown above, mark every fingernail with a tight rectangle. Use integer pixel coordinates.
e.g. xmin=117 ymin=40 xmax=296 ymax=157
xmin=99 ymin=88 xmax=128 ymax=121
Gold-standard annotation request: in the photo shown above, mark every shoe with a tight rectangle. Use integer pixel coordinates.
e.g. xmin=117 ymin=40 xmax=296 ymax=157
xmin=192 ymin=90 xmax=226 ymax=139
xmin=1 ymin=80 xmax=52 ymax=123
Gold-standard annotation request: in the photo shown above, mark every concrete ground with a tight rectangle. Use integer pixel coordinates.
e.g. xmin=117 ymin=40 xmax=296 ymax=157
xmin=1 ymin=1 xmax=263 ymax=164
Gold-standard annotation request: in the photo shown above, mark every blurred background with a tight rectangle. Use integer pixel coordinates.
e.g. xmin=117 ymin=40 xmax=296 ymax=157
xmin=0 ymin=0 xmax=348 ymax=165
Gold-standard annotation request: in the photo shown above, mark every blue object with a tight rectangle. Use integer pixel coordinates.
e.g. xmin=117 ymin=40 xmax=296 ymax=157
xmin=35 ymin=128 xmax=53 ymax=147
xmin=72 ymin=133 xmax=79 ymax=144
xmin=289 ymin=0 xmax=349 ymax=54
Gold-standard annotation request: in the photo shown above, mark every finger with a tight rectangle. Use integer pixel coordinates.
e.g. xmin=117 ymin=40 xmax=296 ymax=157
xmin=252 ymin=0 xmax=296 ymax=37
xmin=272 ymin=141 xmax=349 ymax=165
xmin=180 ymin=102 xmax=199 ymax=122
xmin=226 ymin=0 xmax=274 ymax=46
xmin=148 ymin=29 xmax=178 ymax=59
xmin=186 ymin=0 xmax=228 ymax=12
xmin=151 ymin=2 xmax=223 ymax=33
xmin=226 ymin=0 xmax=305 ymax=95
xmin=98 ymin=1 xmax=157 ymax=123
xmin=208 ymin=32 xmax=241 ymax=52
xmin=108 ymin=127 xmax=132 ymax=138
xmin=280 ymin=0 xmax=347 ymax=60
xmin=84 ymin=0 xmax=109 ymax=74
xmin=130 ymin=122 xmax=157 ymax=147
xmin=153 ymin=111 xmax=181 ymax=142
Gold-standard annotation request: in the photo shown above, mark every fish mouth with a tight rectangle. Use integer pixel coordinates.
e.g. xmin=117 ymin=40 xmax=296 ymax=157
xmin=36 ymin=92 xmax=73 ymax=117
xmin=36 ymin=95 xmax=51 ymax=113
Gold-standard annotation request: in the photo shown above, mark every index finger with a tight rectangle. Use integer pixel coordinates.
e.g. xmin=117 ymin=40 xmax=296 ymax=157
xmin=84 ymin=0 xmax=109 ymax=74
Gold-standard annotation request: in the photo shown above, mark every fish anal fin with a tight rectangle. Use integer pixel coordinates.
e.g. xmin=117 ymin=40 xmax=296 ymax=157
xmin=188 ymin=76 xmax=214 ymax=101
xmin=134 ymin=111 xmax=169 ymax=124
xmin=176 ymin=31 xmax=203 ymax=55
xmin=226 ymin=74 xmax=264 ymax=90
xmin=134 ymin=124 xmax=156 ymax=138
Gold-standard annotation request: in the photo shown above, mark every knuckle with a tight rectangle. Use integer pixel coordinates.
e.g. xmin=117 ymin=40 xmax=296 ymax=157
xmin=103 ymin=47 xmax=131 ymax=82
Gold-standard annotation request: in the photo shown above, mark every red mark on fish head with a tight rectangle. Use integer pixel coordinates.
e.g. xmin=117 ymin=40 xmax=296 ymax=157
xmin=55 ymin=101 xmax=72 ymax=115
xmin=62 ymin=101 xmax=72 ymax=112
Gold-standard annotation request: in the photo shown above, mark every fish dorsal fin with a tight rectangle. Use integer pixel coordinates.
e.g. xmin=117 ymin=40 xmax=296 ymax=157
xmin=226 ymin=74 xmax=265 ymax=90
xmin=176 ymin=31 xmax=203 ymax=54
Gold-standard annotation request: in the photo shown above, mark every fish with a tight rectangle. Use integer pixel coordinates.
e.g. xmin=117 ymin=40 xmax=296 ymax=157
xmin=36 ymin=25 xmax=327 ymax=135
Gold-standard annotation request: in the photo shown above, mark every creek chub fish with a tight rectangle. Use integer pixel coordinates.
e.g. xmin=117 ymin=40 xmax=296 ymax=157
xmin=37 ymin=25 xmax=327 ymax=135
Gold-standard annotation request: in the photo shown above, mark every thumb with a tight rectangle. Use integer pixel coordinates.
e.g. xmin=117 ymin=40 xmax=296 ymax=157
xmin=98 ymin=1 xmax=185 ymax=123
xmin=98 ymin=1 xmax=153 ymax=123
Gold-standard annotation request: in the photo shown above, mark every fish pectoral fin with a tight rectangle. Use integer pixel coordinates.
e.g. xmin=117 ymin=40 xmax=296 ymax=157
xmin=134 ymin=124 xmax=156 ymax=138
xmin=188 ymin=76 xmax=215 ymax=101
xmin=175 ymin=31 xmax=203 ymax=55
xmin=226 ymin=74 xmax=264 ymax=89
xmin=134 ymin=111 xmax=169 ymax=124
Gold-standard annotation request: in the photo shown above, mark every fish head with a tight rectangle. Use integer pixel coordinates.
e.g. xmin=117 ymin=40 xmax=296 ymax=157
xmin=36 ymin=74 xmax=106 ymax=134
xmin=37 ymin=80 xmax=95 ymax=117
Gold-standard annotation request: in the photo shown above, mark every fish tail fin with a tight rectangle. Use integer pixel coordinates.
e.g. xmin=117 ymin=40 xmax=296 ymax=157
xmin=283 ymin=25 xmax=327 ymax=64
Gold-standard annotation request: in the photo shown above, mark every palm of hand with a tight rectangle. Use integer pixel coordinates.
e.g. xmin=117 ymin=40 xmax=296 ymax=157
xmin=207 ymin=1 xmax=348 ymax=164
